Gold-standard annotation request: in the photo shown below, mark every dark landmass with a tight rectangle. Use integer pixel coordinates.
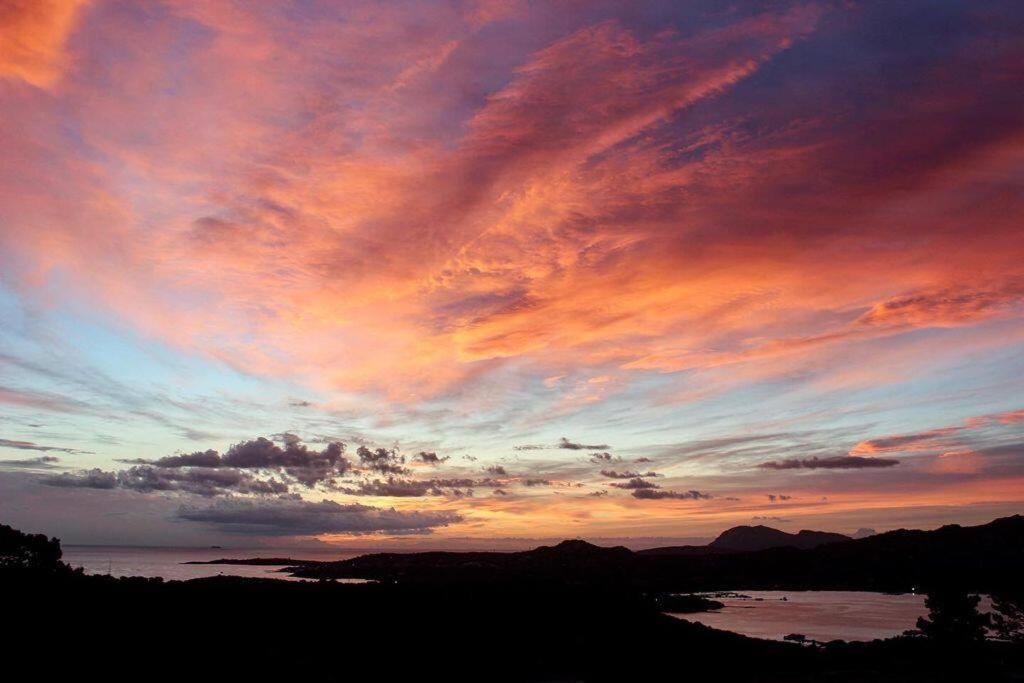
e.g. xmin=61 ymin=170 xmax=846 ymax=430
xmin=633 ymin=524 xmax=850 ymax=555
xmin=202 ymin=522 xmax=851 ymax=568
xmin=283 ymin=515 xmax=1024 ymax=593
xmin=631 ymin=543 xmax=737 ymax=556
xmin=654 ymin=593 xmax=725 ymax=613
xmin=4 ymin=517 xmax=1023 ymax=681
xmin=707 ymin=525 xmax=851 ymax=552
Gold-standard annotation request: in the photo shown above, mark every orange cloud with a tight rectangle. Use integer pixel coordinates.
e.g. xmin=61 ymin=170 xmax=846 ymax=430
xmin=1 ymin=1 xmax=1023 ymax=543
xmin=0 ymin=0 xmax=86 ymax=88
xmin=0 ymin=4 xmax=1020 ymax=430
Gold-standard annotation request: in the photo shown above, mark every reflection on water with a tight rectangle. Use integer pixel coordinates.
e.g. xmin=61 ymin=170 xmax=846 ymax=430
xmin=670 ymin=590 xmax=950 ymax=642
xmin=62 ymin=545 xmax=366 ymax=582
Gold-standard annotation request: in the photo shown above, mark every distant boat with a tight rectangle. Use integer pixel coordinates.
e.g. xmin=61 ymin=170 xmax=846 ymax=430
xmin=210 ymin=545 xmax=223 ymax=549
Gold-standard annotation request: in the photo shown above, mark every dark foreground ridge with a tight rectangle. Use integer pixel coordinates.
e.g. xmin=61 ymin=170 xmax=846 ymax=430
xmin=3 ymin=517 xmax=1023 ymax=682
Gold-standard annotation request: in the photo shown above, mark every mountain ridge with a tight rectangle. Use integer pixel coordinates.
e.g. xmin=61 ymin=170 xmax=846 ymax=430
xmin=283 ymin=514 xmax=1024 ymax=592
xmin=637 ymin=524 xmax=850 ymax=556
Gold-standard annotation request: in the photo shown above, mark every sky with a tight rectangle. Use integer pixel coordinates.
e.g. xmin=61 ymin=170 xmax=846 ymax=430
xmin=0 ymin=0 xmax=1022 ymax=548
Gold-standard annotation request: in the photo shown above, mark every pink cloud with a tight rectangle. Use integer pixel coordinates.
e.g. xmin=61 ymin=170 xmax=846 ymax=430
xmin=0 ymin=0 xmax=87 ymax=88
xmin=1 ymin=1 xmax=1022 ymax=413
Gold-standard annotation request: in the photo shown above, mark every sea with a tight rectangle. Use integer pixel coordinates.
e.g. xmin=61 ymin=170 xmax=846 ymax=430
xmin=62 ymin=545 xmax=363 ymax=582
xmin=672 ymin=590 xmax=995 ymax=642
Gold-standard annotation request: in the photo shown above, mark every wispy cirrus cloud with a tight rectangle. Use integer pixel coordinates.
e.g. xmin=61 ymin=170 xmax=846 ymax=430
xmin=0 ymin=0 xmax=88 ymax=88
xmin=1 ymin=0 xmax=1023 ymax=543
xmin=0 ymin=437 xmax=90 ymax=454
xmin=0 ymin=455 xmax=61 ymax=470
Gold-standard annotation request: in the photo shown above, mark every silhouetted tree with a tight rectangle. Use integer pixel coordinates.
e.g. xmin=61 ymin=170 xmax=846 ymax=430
xmin=991 ymin=591 xmax=1024 ymax=643
xmin=0 ymin=523 xmax=64 ymax=572
xmin=916 ymin=589 xmax=990 ymax=645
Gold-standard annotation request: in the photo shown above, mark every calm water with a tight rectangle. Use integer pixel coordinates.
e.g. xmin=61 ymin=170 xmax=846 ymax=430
xmin=63 ymin=545 xmax=363 ymax=582
xmin=672 ymin=591 xmax=995 ymax=642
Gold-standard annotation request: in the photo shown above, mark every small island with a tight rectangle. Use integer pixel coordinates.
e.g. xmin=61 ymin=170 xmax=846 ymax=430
xmin=654 ymin=593 xmax=725 ymax=613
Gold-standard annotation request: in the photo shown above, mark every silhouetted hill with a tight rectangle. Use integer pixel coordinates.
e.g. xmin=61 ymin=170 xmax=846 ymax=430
xmin=288 ymin=515 xmax=1024 ymax=593
xmin=637 ymin=524 xmax=850 ymax=555
xmin=709 ymin=525 xmax=850 ymax=552
xmin=292 ymin=537 xmax=635 ymax=583
xmin=634 ymin=515 xmax=1024 ymax=593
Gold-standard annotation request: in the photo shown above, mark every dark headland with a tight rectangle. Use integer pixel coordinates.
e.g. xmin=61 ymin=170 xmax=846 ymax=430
xmin=4 ymin=515 xmax=1023 ymax=681
xmin=198 ymin=515 xmax=1024 ymax=593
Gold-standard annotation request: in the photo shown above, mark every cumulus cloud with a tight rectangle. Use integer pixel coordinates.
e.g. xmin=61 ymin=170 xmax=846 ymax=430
xmin=40 ymin=434 xmax=504 ymax=500
xmin=766 ymin=493 xmax=792 ymax=502
xmin=485 ymin=465 xmax=507 ymax=476
xmin=269 ymin=432 xmax=302 ymax=446
xmin=176 ymin=499 xmax=462 ymax=535
xmin=758 ymin=456 xmax=899 ymax=470
xmin=415 ymin=451 xmax=448 ymax=465
xmin=589 ymin=452 xmax=616 ymax=464
xmin=227 ymin=438 xmax=346 ymax=474
xmin=149 ymin=449 xmax=223 ymax=468
xmin=356 ymin=446 xmax=408 ymax=474
xmin=42 ymin=468 xmax=117 ymax=489
xmin=145 ymin=437 xmax=352 ymax=486
xmin=116 ymin=466 xmax=289 ymax=497
xmin=632 ymin=489 xmax=712 ymax=500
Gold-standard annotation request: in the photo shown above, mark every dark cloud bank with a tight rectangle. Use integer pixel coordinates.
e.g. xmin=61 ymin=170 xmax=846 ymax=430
xmin=514 ymin=437 xmax=611 ymax=452
xmin=177 ymin=499 xmax=461 ymax=535
xmin=758 ymin=455 xmax=899 ymax=470
xmin=31 ymin=431 xmax=719 ymax=536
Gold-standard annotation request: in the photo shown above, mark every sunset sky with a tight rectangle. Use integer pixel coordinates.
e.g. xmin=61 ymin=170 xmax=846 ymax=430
xmin=1 ymin=0 xmax=1022 ymax=548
